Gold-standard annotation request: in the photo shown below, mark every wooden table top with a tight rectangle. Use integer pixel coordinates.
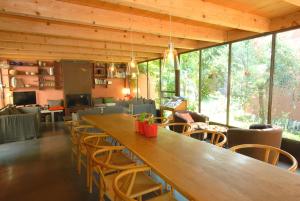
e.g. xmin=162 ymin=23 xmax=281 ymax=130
xmin=83 ymin=114 xmax=300 ymax=201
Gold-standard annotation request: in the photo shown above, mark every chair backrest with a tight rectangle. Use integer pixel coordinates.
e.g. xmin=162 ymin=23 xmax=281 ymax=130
xmin=132 ymin=113 xmax=153 ymax=120
xmin=227 ymin=127 xmax=283 ymax=161
xmin=230 ymin=144 xmax=298 ymax=172
xmin=113 ymin=166 xmax=151 ymax=201
xmin=163 ymin=122 xmax=191 ymax=133
xmin=184 ymin=130 xmax=227 ymax=147
xmin=83 ymin=134 xmax=110 ymax=155
xmin=151 ymin=117 xmax=169 ymax=125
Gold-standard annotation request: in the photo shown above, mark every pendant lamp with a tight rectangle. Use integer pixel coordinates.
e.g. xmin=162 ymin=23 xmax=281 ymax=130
xmin=162 ymin=15 xmax=180 ymax=70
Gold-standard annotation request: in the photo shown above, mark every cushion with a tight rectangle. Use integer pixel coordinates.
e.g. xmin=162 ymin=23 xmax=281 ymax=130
xmin=103 ymin=97 xmax=115 ymax=104
xmin=0 ymin=108 xmax=10 ymax=116
xmin=178 ymin=113 xmax=194 ymax=123
xmin=249 ymin=124 xmax=272 ymax=129
xmin=48 ymin=99 xmax=63 ymax=107
xmin=49 ymin=106 xmax=64 ymax=111
xmin=93 ymin=97 xmax=103 ymax=105
xmin=9 ymin=107 xmax=23 ymax=115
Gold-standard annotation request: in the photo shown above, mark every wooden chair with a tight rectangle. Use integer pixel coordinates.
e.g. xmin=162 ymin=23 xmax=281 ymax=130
xmin=132 ymin=113 xmax=154 ymax=120
xmin=151 ymin=117 xmax=169 ymax=126
xmin=83 ymin=134 xmax=111 ymax=192
xmin=74 ymin=125 xmax=107 ymax=175
xmin=113 ymin=166 xmax=176 ymax=201
xmin=184 ymin=130 xmax=227 ymax=147
xmin=230 ymin=144 xmax=298 ymax=172
xmin=91 ymin=146 xmax=137 ymax=200
xmin=162 ymin=122 xmax=191 ymax=134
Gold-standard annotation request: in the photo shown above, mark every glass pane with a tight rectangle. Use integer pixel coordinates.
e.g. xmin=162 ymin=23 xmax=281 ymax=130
xmin=137 ymin=62 xmax=147 ymax=98
xmin=230 ymin=35 xmax=272 ymax=128
xmin=180 ymin=51 xmax=199 ymax=112
xmin=161 ymin=57 xmax=175 ymax=91
xmin=148 ymin=59 xmax=161 ymax=107
xmin=201 ymin=45 xmax=228 ymax=124
xmin=272 ymin=29 xmax=300 ymax=141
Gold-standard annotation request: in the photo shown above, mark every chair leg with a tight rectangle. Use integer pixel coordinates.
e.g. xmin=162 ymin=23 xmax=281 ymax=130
xmin=86 ymin=155 xmax=90 ymax=188
xmin=77 ymin=152 xmax=81 ymax=175
xmin=89 ymin=165 xmax=93 ymax=193
xmin=99 ymin=179 xmax=104 ymax=201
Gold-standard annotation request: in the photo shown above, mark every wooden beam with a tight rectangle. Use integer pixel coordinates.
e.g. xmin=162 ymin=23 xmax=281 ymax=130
xmin=0 ymin=49 xmax=142 ymax=62
xmin=0 ymin=41 xmax=160 ymax=58
xmin=271 ymin=11 xmax=300 ymax=31
xmin=282 ymin=0 xmax=300 ymax=7
xmin=0 ymin=0 xmax=225 ymax=42
xmin=0 ymin=31 xmax=167 ymax=54
xmin=0 ymin=14 xmax=201 ymax=49
xmin=94 ymin=0 xmax=270 ymax=33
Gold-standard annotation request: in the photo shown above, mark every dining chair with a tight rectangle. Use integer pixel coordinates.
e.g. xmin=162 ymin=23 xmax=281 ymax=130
xmin=184 ymin=130 xmax=227 ymax=147
xmin=151 ymin=117 xmax=169 ymax=125
xmin=91 ymin=146 xmax=137 ymax=200
xmin=230 ymin=144 xmax=298 ymax=172
xmin=113 ymin=166 xmax=176 ymax=201
xmin=132 ymin=113 xmax=154 ymax=120
xmin=83 ymin=134 xmax=112 ymax=191
xmin=162 ymin=122 xmax=191 ymax=134
xmin=73 ymin=125 xmax=107 ymax=175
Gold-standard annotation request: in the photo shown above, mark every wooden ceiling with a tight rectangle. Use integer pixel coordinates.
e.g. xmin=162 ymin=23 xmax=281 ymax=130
xmin=0 ymin=0 xmax=299 ymax=63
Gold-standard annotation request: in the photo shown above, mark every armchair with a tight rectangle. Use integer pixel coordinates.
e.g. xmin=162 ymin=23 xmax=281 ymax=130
xmin=173 ymin=111 xmax=209 ymax=132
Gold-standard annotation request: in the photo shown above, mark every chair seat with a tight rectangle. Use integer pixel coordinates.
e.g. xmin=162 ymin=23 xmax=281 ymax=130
xmin=149 ymin=192 xmax=176 ymax=201
xmin=128 ymin=172 xmax=162 ymax=198
xmin=104 ymin=171 xmax=162 ymax=199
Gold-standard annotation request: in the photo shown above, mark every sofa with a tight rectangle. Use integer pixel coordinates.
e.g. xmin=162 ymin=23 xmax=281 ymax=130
xmin=227 ymin=125 xmax=283 ymax=162
xmin=0 ymin=106 xmax=40 ymax=144
xmin=75 ymin=98 xmax=157 ymax=120
xmin=172 ymin=111 xmax=209 ymax=133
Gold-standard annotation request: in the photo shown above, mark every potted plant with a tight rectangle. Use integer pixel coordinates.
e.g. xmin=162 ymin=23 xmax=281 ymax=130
xmin=144 ymin=117 xmax=158 ymax=138
xmin=135 ymin=113 xmax=148 ymax=135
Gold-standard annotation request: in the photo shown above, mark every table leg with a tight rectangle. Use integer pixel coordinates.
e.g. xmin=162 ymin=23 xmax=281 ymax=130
xmin=51 ymin=112 xmax=55 ymax=124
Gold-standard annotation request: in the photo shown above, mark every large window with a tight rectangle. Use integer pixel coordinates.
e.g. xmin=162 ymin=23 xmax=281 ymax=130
xmin=180 ymin=51 xmax=199 ymax=111
xmin=230 ymin=35 xmax=272 ymax=128
xmin=272 ymin=29 xmax=300 ymax=141
xmin=160 ymin=56 xmax=176 ymax=104
xmin=137 ymin=62 xmax=148 ymax=98
xmin=201 ymin=45 xmax=229 ymax=124
xmin=148 ymin=59 xmax=161 ymax=107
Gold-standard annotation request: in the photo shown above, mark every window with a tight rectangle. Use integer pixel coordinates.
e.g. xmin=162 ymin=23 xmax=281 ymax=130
xmin=230 ymin=35 xmax=272 ymax=128
xmin=272 ymin=29 xmax=300 ymax=141
xmin=161 ymin=58 xmax=175 ymax=92
xmin=201 ymin=45 xmax=228 ymax=124
xmin=180 ymin=51 xmax=200 ymax=112
xmin=148 ymin=59 xmax=161 ymax=107
xmin=137 ymin=62 xmax=147 ymax=98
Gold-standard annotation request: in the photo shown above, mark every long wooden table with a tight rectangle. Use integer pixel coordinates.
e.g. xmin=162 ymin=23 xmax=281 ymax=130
xmin=83 ymin=114 xmax=300 ymax=201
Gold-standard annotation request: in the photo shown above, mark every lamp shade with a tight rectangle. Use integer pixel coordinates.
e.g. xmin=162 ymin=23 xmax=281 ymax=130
xmin=162 ymin=42 xmax=180 ymax=70
xmin=127 ymin=56 xmax=139 ymax=79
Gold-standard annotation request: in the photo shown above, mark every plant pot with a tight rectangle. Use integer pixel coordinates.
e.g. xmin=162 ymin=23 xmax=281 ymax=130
xmin=144 ymin=123 xmax=158 ymax=138
xmin=136 ymin=121 xmax=146 ymax=135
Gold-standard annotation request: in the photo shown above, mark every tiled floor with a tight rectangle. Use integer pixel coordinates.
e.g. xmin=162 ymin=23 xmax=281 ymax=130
xmin=0 ymin=122 xmax=97 ymax=201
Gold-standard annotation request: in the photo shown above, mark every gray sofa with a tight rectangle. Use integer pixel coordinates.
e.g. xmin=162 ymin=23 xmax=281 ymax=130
xmin=75 ymin=98 xmax=156 ymax=120
xmin=0 ymin=106 xmax=40 ymax=144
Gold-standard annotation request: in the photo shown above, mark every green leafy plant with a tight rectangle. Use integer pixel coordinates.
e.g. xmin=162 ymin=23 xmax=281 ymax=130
xmin=138 ymin=113 xmax=148 ymax=122
xmin=147 ymin=117 xmax=155 ymax=125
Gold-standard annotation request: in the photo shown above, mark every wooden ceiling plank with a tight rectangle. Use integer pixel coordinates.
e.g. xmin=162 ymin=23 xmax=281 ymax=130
xmin=94 ymin=0 xmax=270 ymax=32
xmin=0 ymin=0 xmax=225 ymax=42
xmin=0 ymin=49 xmax=143 ymax=62
xmin=270 ymin=11 xmax=300 ymax=31
xmin=0 ymin=41 xmax=160 ymax=58
xmin=0 ymin=31 xmax=167 ymax=54
xmin=283 ymin=0 xmax=300 ymax=7
xmin=0 ymin=14 xmax=201 ymax=49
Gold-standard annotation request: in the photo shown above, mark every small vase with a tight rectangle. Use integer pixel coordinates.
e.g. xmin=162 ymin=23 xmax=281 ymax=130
xmin=144 ymin=123 xmax=158 ymax=138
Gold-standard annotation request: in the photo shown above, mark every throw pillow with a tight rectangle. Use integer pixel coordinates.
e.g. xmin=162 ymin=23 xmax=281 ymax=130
xmin=249 ymin=124 xmax=272 ymax=129
xmin=178 ymin=113 xmax=194 ymax=123
xmin=103 ymin=97 xmax=115 ymax=104
xmin=9 ymin=107 xmax=23 ymax=115
xmin=0 ymin=108 xmax=10 ymax=116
